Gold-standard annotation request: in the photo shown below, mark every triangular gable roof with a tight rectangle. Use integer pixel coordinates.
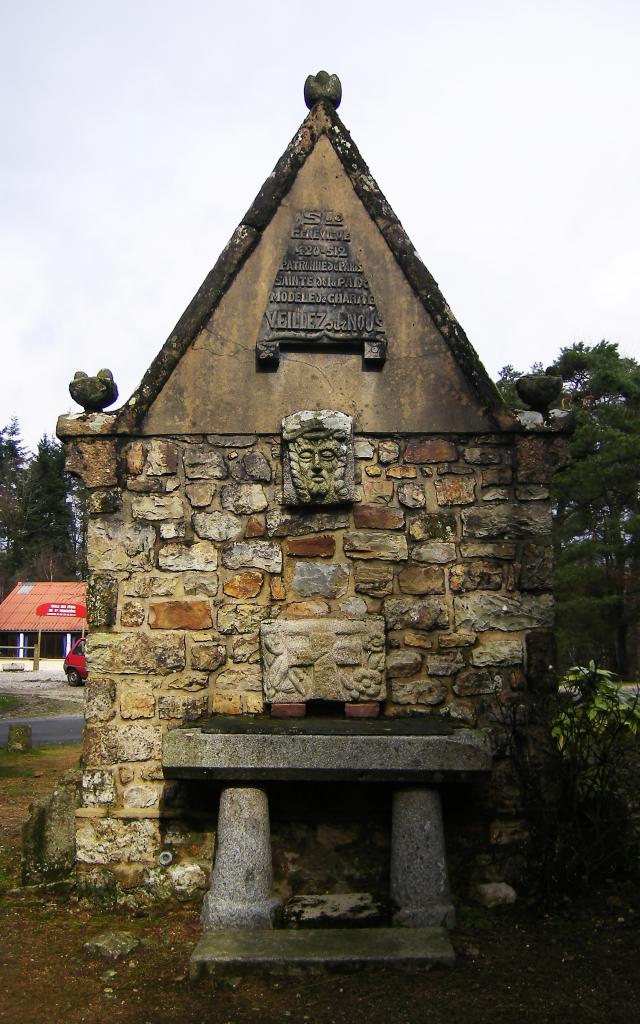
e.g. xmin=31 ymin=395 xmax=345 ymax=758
xmin=115 ymin=87 xmax=512 ymax=433
xmin=0 ymin=581 xmax=87 ymax=632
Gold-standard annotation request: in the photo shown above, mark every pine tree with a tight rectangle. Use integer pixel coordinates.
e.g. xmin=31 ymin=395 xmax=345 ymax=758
xmin=20 ymin=435 xmax=78 ymax=581
xmin=496 ymin=344 xmax=640 ymax=675
xmin=550 ymin=342 xmax=640 ymax=674
xmin=0 ymin=418 xmax=27 ymax=598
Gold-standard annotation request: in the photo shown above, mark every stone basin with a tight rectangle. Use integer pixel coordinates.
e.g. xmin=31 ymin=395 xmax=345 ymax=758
xmin=161 ymin=715 xmax=492 ymax=782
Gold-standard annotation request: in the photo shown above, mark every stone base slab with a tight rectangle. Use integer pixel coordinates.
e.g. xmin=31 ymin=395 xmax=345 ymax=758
xmin=189 ymin=926 xmax=454 ymax=980
xmin=163 ymin=721 xmax=491 ymax=782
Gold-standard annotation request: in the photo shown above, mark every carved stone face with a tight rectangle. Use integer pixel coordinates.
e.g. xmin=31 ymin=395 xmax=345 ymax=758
xmin=289 ymin=432 xmax=348 ymax=502
xmin=282 ymin=410 xmax=355 ymax=506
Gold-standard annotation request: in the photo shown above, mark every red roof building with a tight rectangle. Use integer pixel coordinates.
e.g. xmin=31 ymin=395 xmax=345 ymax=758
xmin=0 ymin=581 xmax=87 ymax=660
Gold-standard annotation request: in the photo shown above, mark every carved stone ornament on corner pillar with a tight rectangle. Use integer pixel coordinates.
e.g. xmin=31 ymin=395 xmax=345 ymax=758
xmin=282 ymin=409 xmax=355 ymax=506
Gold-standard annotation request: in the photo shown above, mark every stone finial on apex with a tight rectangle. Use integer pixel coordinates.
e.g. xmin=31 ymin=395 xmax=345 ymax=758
xmin=69 ymin=368 xmax=119 ymax=412
xmin=304 ymin=71 xmax=342 ymax=110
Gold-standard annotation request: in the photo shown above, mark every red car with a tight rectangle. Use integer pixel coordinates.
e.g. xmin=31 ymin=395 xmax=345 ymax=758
xmin=63 ymin=637 xmax=87 ymax=686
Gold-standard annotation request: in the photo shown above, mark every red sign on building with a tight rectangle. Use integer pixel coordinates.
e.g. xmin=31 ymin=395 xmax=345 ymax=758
xmin=36 ymin=602 xmax=87 ymax=618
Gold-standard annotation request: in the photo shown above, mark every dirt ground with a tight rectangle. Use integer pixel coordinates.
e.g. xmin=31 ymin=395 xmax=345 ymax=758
xmin=1 ymin=745 xmax=639 ymax=1024
xmin=0 ymin=670 xmax=83 ymax=721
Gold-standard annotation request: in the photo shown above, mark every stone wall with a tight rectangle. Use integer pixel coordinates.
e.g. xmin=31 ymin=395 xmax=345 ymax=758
xmin=63 ymin=416 xmax=569 ymax=899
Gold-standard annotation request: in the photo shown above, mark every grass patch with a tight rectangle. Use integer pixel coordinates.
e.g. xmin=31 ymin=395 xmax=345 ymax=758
xmin=0 ymin=694 xmax=18 ymax=710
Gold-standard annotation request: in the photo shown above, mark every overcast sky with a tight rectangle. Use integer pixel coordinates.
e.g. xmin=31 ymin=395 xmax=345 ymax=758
xmin=1 ymin=0 xmax=639 ymax=453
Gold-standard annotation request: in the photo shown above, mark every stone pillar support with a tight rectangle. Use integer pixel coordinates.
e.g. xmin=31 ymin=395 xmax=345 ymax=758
xmin=390 ymin=786 xmax=455 ymax=929
xmin=202 ymin=785 xmax=280 ymax=930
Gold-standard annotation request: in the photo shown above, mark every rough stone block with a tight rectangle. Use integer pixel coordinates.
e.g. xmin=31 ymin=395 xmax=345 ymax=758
xmin=186 ymin=481 xmax=217 ymax=507
xmin=245 ymin=514 xmax=266 ymax=538
xmin=88 ymin=488 xmax=122 ymax=516
xmin=454 ymin=593 xmax=554 ymax=632
xmin=461 ymin=505 xmax=552 ymax=540
xmin=221 ymin=483 xmax=269 ymax=515
xmin=218 ymin=604 xmax=272 ymax=634
xmin=161 ymin=524 xmax=187 ymax=540
xmin=120 ymin=689 xmax=156 ymax=719
xmin=449 ymin=561 xmax=503 ymax=593
xmin=464 ymin=447 xmax=501 ymax=464
xmin=216 ymin=665 xmax=263 ymax=694
xmin=398 ymin=482 xmax=426 ymax=508
xmin=149 ymin=600 xmax=213 ymax=630
xmin=66 ymin=439 xmax=117 ymax=488
xmin=408 ymin=513 xmax=457 ymax=542
xmin=519 ymin=542 xmax=554 ymax=590
xmin=285 ymin=599 xmax=330 ymax=617
xmin=398 ymin=566 xmax=445 ymax=595
xmin=434 ymin=476 xmax=475 ymax=506
xmin=76 ymin=819 xmax=160 ymax=865
xmin=391 ymin=681 xmax=447 ymax=705
xmin=405 ymin=439 xmax=457 ymax=464
xmin=123 ymin=574 xmax=177 ymax=597
xmin=84 ymin=678 xmax=117 ymax=723
xmin=352 ymin=504 xmax=405 ymax=530
xmin=260 ymin=617 xmax=386 ymax=704
xmin=354 ymin=439 xmax=375 ymax=459
xmin=284 ymin=535 xmax=336 ymax=557
xmin=516 ymin=436 xmax=569 ymax=483
xmin=241 ymin=451 xmax=272 ymax=482
xmin=343 ymin=531 xmax=408 ymax=561
xmin=159 ymin=542 xmax=218 ymax=572
xmin=125 ymin=441 xmax=145 ymax=475
xmin=425 ymin=653 xmax=465 ymax=676
xmin=453 ymin=668 xmax=502 ymax=696
xmin=87 ymin=573 xmax=118 ymax=628
xmin=266 ymin=508 xmax=349 ymax=537
xmin=193 ymin=511 xmax=243 ymax=542
xmin=386 ymin=650 xmax=422 ymax=676
xmin=460 ymin=541 xmax=516 ymax=560
xmin=22 ymin=772 xmax=81 ymax=884
xmin=183 ymin=573 xmax=219 ymax=597
xmin=353 ymin=563 xmax=394 ymax=597
xmin=223 ymin=571 xmax=264 ymax=599
xmin=378 ymin=440 xmax=399 ymax=464
xmin=438 ymin=632 xmax=475 ymax=649
xmin=232 ymin=635 xmax=260 ymax=664
xmin=291 ymin=562 xmax=349 ymax=599
xmin=88 ymin=632 xmax=185 ymax=674
xmin=384 ymin=598 xmax=448 ymax=631
xmin=158 ymin=694 xmax=208 ymax=721
xmin=120 ymin=600 xmax=146 ymax=627
xmin=221 ymin=541 xmax=282 ymax=574
xmin=123 ymin=784 xmax=159 ymax=808
xmin=145 ymin=440 xmax=178 ymax=476
xmin=183 ymin=446 xmax=227 ymax=480
xmin=470 ymin=639 xmax=522 ymax=666
xmin=361 ymin=479 xmax=394 ymax=504
xmin=190 ymin=641 xmax=227 ymax=672
xmin=386 ymin=465 xmax=417 ymax=479
xmin=117 ymin=724 xmax=162 ymax=762
xmin=88 ymin=520 xmax=155 ymax=572
xmin=411 ymin=541 xmax=456 ymax=564
xmin=82 ymin=769 xmax=116 ymax=807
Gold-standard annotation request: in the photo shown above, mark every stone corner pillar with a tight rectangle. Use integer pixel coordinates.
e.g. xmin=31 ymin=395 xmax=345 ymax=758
xmin=201 ymin=785 xmax=280 ymax=930
xmin=390 ymin=786 xmax=456 ymax=929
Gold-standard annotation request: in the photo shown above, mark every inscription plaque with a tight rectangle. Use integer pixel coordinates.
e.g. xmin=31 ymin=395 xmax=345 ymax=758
xmin=257 ymin=208 xmax=387 ymax=366
xmin=260 ymin=617 xmax=386 ymax=704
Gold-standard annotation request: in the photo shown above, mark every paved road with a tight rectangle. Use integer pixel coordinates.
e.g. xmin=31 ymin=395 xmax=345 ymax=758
xmin=0 ymin=715 xmax=84 ymax=747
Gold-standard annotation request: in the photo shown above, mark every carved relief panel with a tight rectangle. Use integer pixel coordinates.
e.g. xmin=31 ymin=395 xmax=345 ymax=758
xmin=260 ymin=617 xmax=386 ymax=705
